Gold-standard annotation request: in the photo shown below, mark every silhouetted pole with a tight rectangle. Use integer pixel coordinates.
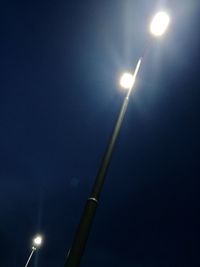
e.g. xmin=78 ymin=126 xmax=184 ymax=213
xmin=64 ymin=58 xmax=142 ymax=267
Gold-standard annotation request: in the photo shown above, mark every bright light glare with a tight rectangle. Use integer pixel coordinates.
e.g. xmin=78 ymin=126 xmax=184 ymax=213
xmin=33 ymin=235 xmax=43 ymax=247
xmin=150 ymin=11 xmax=170 ymax=36
xmin=120 ymin=73 xmax=135 ymax=89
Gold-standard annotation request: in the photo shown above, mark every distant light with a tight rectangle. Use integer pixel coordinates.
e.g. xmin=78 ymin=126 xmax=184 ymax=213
xmin=150 ymin=11 xmax=170 ymax=37
xmin=33 ymin=235 xmax=43 ymax=248
xmin=120 ymin=72 xmax=135 ymax=89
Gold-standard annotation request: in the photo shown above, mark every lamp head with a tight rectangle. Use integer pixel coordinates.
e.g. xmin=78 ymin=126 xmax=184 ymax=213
xmin=150 ymin=11 xmax=170 ymax=37
xmin=120 ymin=72 xmax=135 ymax=90
xmin=32 ymin=235 xmax=43 ymax=249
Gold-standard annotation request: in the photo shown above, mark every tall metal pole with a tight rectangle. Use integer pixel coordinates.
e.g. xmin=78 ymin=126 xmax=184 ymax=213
xmin=24 ymin=247 xmax=36 ymax=267
xmin=64 ymin=58 xmax=142 ymax=267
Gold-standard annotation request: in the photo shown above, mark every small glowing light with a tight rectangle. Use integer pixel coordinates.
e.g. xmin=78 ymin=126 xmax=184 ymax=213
xmin=150 ymin=11 xmax=170 ymax=37
xmin=120 ymin=72 xmax=135 ymax=89
xmin=33 ymin=235 xmax=43 ymax=248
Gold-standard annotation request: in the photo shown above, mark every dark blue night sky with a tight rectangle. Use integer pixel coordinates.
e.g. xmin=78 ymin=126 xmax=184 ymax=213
xmin=1 ymin=0 xmax=200 ymax=266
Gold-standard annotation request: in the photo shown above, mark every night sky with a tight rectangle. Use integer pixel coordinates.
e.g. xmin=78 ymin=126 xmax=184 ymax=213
xmin=1 ymin=0 xmax=200 ymax=266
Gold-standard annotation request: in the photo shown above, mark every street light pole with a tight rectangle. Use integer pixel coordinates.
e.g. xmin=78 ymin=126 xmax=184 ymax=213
xmin=24 ymin=247 xmax=36 ymax=267
xmin=64 ymin=10 xmax=170 ymax=267
xmin=24 ymin=234 xmax=43 ymax=267
xmin=64 ymin=59 xmax=142 ymax=267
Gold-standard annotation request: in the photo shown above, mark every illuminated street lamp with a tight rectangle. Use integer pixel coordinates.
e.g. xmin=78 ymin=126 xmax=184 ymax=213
xmin=33 ymin=235 xmax=43 ymax=248
xmin=24 ymin=235 xmax=43 ymax=267
xmin=120 ymin=11 xmax=170 ymax=90
xmin=120 ymin=72 xmax=135 ymax=89
xmin=64 ymin=10 xmax=170 ymax=267
xmin=150 ymin=11 xmax=170 ymax=37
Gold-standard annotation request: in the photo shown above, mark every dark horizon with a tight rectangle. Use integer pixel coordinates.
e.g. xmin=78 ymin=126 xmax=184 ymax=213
xmin=1 ymin=0 xmax=200 ymax=266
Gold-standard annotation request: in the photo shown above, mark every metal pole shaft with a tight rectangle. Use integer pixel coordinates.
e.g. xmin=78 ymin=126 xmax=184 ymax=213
xmin=24 ymin=248 xmax=35 ymax=267
xmin=64 ymin=58 xmax=142 ymax=267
